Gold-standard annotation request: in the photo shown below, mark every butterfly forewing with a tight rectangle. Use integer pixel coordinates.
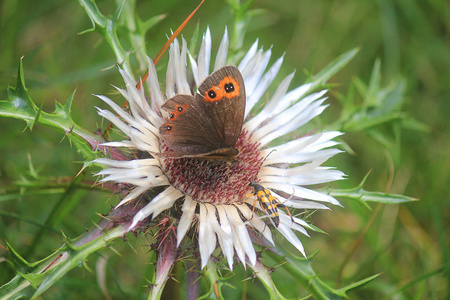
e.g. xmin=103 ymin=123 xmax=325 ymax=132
xmin=159 ymin=66 xmax=245 ymax=158
xmin=197 ymin=66 xmax=246 ymax=148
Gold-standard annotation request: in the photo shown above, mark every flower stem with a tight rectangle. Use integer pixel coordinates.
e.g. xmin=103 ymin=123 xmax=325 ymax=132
xmin=149 ymin=224 xmax=179 ymax=300
xmin=249 ymin=259 xmax=287 ymax=300
xmin=0 ymin=205 xmax=139 ymax=299
xmin=185 ymin=260 xmax=201 ymax=300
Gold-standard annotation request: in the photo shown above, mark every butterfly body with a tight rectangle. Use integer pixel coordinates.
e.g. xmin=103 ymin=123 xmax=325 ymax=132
xmin=159 ymin=66 xmax=245 ymax=159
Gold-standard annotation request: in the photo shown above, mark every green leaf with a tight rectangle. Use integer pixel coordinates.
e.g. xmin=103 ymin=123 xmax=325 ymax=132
xmin=366 ymin=59 xmax=382 ymax=107
xmin=324 ymin=172 xmax=418 ymax=205
xmin=6 ymin=242 xmax=34 ymax=271
xmin=77 ymin=0 xmax=107 ymax=30
xmin=228 ymin=0 xmax=266 ymax=57
xmin=140 ymin=14 xmax=166 ymax=33
xmin=333 ymin=188 xmax=418 ymax=204
xmin=0 ymin=222 xmax=129 ymax=299
xmin=273 ymin=252 xmax=348 ymax=300
xmin=0 ymin=275 xmax=34 ymax=300
xmin=78 ymin=0 xmax=134 ymax=76
xmin=338 ymin=273 xmax=381 ymax=294
xmin=309 ymin=48 xmax=360 ymax=91
xmin=331 ymin=59 xmax=428 ymax=136
xmin=1 ymin=59 xmax=38 ymax=130
xmin=189 ymin=22 xmax=200 ymax=56
xmin=0 ymin=60 xmax=106 ymax=162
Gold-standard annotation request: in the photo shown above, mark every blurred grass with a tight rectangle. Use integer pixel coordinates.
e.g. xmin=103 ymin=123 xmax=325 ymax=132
xmin=0 ymin=0 xmax=449 ymax=299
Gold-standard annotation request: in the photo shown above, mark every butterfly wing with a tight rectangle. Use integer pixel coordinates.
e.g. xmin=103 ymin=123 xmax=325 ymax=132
xmin=159 ymin=94 xmax=221 ymax=155
xmin=159 ymin=66 xmax=246 ymax=158
xmin=197 ymin=66 xmax=246 ymax=148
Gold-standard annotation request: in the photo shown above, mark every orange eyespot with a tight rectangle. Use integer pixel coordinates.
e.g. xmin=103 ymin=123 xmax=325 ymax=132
xmin=168 ymin=104 xmax=188 ymax=121
xmin=208 ymin=90 xmax=216 ymax=99
xmin=204 ymin=76 xmax=240 ymax=102
xmin=224 ymin=82 xmax=234 ymax=93
xmin=165 ymin=123 xmax=174 ymax=133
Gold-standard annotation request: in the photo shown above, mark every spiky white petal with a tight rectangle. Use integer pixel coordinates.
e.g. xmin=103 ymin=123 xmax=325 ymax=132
xmin=145 ymin=56 xmax=166 ymax=108
xmin=177 ymin=196 xmax=196 ymax=246
xmin=238 ymin=39 xmax=258 ymax=71
xmin=216 ymin=205 xmax=238 ymax=269
xmin=214 ymin=27 xmax=228 ymax=71
xmin=227 ymin=205 xmax=257 ymax=266
xmin=277 ymin=223 xmax=306 ymax=256
xmin=241 ymin=48 xmax=272 ymax=102
xmin=245 ymin=54 xmax=284 ymax=115
xmin=129 ymin=186 xmax=183 ymax=229
xmin=197 ymin=27 xmax=211 ymax=83
xmin=199 ymin=204 xmax=217 ymax=268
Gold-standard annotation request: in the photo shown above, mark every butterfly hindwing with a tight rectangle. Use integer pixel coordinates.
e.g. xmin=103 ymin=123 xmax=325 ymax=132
xmin=159 ymin=94 xmax=220 ymax=155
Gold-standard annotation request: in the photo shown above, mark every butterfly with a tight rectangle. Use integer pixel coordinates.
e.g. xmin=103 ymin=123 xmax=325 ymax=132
xmin=159 ymin=66 xmax=245 ymax=159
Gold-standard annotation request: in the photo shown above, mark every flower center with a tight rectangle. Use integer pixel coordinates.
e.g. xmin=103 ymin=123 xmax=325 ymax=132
xmin=162 ymin=129 xmax=262 ymax=204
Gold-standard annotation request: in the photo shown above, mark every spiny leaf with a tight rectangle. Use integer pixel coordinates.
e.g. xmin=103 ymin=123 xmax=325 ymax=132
xmin=1 ymin=59 xmax=38 ymax=130
xmin=338 ymin=273 xmax=381 ymax=294
xmin=31 ymin=225 xmax=128 ymax=298
xmin=249 ymin=260 xmax=288 ymax=300
xmin=0 ymin=61 xmax=106 ymax=161
xmin=140 ymin=14 xmax=166 ymax=32
xmin=273 ymin=251 xmax=348 ymax=299
xmin=0 ymin=275 xmax=34 ymax=300
xmin=6 ymin=242 xmax=33 ymax=271
xmin=324 ymin=172 xmax=418 ymax=205
xmin=309 ymin=48 xmax=360 ymax=91
xmin=77 ymin=0 xmax=107 ymax=30
xmin=17 ymin=272 xmax=48 ymax=289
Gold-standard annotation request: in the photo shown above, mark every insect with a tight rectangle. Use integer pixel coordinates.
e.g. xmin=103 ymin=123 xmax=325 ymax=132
xmin=246 ymin=151 xmax=294 ymax=227
xmin=159 ymin=66 xmax=245 ymax=159
xmin=247 ymin=182 xmax=295 ymax=227
xmin=247 ymin=181 xmax=284 ymax=227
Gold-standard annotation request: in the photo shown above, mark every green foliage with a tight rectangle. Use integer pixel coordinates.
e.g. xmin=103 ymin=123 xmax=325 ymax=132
xmin=0 ymin=0 xmax=448 ymax=299
xmin=277 ymin=252 xmax=380 ymax=299
xmin=326 ymin=171 xmax=418 ymax=209
xmin=1 ymin=225 xmax=127 ymax=299
xmin=0 ymin=60 xmax=100 ymax=163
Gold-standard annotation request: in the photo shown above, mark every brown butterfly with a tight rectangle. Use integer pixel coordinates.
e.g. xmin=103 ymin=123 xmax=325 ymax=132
xmin=159 ymin=66 xmax=245 ymax=159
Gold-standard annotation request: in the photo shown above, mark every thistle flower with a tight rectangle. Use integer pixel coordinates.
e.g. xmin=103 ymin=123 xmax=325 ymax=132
xmin=94 ymin=27 xmax=344 ymax=269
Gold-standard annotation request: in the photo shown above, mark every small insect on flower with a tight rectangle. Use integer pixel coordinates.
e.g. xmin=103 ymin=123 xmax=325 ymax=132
xmin=247 ymin=181 xmax=293 ymax=227
xmin=246 ymin=150 xmax=294 ymax=227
